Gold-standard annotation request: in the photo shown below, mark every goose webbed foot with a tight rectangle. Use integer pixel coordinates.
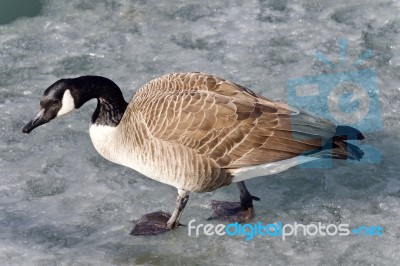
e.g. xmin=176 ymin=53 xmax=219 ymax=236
xmin=130 ymin=211 xmax=173 ymax=236
xmin=208 ymin=199 xmax=258 ymax=223
xmin=130 ymin=190 xmax=190 ymax=236
xmin=208 ymin=181 xmax=260 ymax=223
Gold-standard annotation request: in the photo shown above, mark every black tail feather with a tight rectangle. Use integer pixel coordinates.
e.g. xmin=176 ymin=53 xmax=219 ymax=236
xmin=333 ymin=140 xmax=364 ymax=161
xmin=334 ymin=125 xmax=365 ymax=140
xmin=305 ymin=126 xmax=365 ymax=161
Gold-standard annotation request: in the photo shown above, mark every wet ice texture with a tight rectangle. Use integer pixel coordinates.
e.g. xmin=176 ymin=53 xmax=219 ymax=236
xmin=1 ymin=0 xmax=400 ymax=265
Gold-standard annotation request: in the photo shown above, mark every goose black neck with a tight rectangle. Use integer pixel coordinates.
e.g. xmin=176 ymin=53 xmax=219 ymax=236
xmin=70 ymin=76 xmax=128 ymax=127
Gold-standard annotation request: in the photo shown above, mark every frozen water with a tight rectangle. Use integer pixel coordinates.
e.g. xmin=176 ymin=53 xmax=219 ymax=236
xmin=1 ymin=0 xmax=400 ymax=265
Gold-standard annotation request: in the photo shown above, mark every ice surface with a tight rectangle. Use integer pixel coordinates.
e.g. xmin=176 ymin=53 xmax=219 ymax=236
xmin=1 ymin=0 xmax=399 ymax=265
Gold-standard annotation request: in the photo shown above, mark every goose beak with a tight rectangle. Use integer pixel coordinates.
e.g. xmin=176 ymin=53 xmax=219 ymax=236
xmin=22 ymin=109 xmax=48 ymax=134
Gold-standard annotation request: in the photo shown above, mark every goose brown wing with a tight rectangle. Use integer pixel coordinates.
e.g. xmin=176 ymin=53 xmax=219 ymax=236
xmin=133 ymin=73 xmax=336 ymax=168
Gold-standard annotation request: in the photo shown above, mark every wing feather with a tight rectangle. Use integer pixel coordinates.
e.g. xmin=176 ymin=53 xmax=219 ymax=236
xmin=131 ymin=72 xmax=337 ymax=169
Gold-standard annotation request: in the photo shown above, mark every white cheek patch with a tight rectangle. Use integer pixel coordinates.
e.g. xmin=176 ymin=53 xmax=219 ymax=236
xmin=57 ymin=89 xmax=75 ymax=117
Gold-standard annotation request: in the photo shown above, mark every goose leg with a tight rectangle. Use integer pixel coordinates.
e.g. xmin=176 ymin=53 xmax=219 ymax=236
xmin=130 ymin=189 xmax=189 ymax=236
xmin=167 ymin=189 xmax=190 ymax=229
xmin=236 ymin=181 xmax=260 ymax=220
xmin=208 ymin=181 xmax=260 ymax=223
xmin=237 ymin=181 xmax=260 ymax=211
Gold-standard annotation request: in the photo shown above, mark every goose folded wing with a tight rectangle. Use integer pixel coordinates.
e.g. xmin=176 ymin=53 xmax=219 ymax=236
xmin=138 ymin=74 xmax=337 ymax=168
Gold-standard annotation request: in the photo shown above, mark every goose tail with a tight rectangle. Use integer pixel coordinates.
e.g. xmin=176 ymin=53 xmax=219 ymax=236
xmin=305 ymin=125 xmax=365 ymax=161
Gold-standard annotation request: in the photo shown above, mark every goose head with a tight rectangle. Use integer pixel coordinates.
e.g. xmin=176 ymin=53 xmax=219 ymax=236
xmin=22 ymin=76 xmax=128 ymax=134
xmin=22 ymin=79 xmax=76 ymax=133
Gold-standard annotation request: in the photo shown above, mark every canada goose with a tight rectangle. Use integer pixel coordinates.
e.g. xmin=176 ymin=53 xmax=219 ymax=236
xmin=22 ymin=72 xmax=364 ymax=235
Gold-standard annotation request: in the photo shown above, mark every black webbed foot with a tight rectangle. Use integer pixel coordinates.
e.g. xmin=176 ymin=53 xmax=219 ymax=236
xmin=130 ymin=211 xmax=181 ymax=236
xmin=207 ymin=199 xmax=258 ymax=223
xmin=208 ymin=182 xmax=261 ymax=223
xmin=130 ymin=191 xmax=189 ymax=236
